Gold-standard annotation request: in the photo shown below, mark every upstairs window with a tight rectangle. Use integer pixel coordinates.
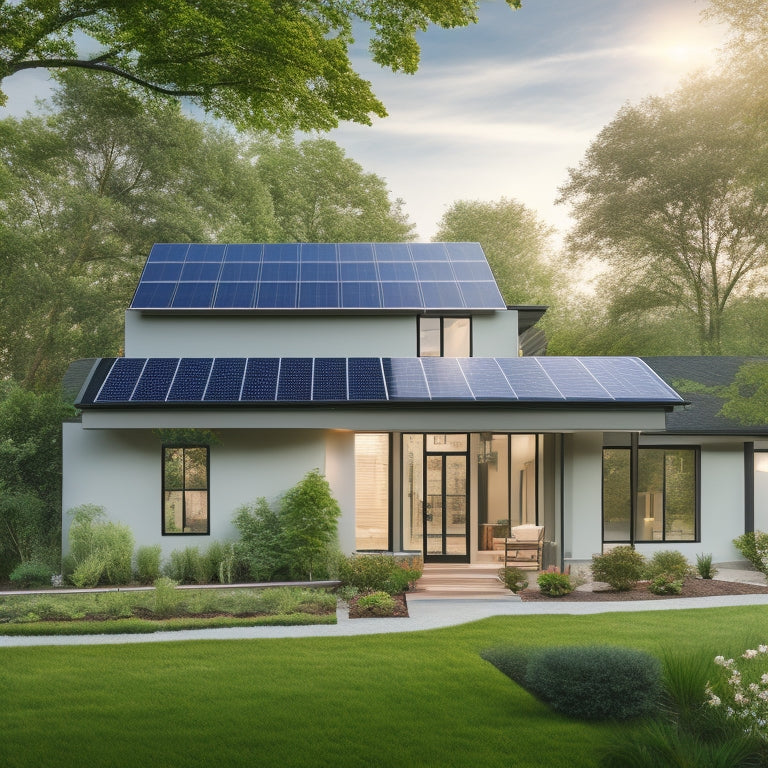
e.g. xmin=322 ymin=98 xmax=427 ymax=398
xmin=163 ymin=446 xmax=210 ymax=534
xmin=418 ymin=317 xmax=471 ymax=357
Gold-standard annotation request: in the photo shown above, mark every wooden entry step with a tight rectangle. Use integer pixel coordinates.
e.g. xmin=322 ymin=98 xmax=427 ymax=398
xmin=409 ymin=563 xmax=510 ymax=599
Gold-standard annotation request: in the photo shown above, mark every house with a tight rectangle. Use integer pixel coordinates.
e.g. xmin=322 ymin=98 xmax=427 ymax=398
xmin=62 ymin=242 xmax=760 ymax=572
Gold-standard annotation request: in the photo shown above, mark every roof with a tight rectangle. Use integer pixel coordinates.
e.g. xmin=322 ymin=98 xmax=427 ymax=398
xmin=129 ymin=242 xmax=506 ymax=313
xmin=75 ymin=356 xmax=684 ymax=410
xmin=643 ymin=356 xmax=768 ymax=435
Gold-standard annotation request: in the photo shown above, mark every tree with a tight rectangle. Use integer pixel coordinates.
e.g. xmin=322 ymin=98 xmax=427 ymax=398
xmin=0 ymin=0 xmax=520 ymax=132
xmin=433 ymin=197 xmax=560 ymax=306
xmin=557 ymin=71 xmax=768 ymax=354
xmin=0 ymin=71 xmax=278 ymax=390
xmin=255 ymin=137 xmax=415 ymax=242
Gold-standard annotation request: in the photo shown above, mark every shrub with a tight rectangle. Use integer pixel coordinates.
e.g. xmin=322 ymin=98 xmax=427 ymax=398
xmin=536 ymin=571 xmax=573 ymax=597
xmin=695 ymin=552 xmax=717 ymax=580
xmin=644 ymin=550 xmax=690 ymax=582
xmin=338 ymin=554 xmax=421 ymax=595
xmin=480 ymin=646 xmax=530 ymax=685
xmin=9 ymin=560 xmax=54 ymax=588
xmin=524 ymin=645 xmax=662 ymax=721
xmin=67 ymin=504 xmax=134 ymax=586
xmin=152 ymin=577 xmax=182 ymax=617
xmin=733 ymin=532 xmax=768 ymax=576
xmin=648 ymin=575 xmax=683 ymax=595
xmin=135 ymin=545 xmax=162 ymax=585
xmin=354 ymin=591 xmax=396 ymax=617
xmin=164 ymin=547 xmax=206 ymax=584
xmin=591 ymin=546 xmax=645 ymax=591
xmin=232 ymin=498 xmax=288 ymax=582
xmin=499 ymin=566 xmax=528 ymax=593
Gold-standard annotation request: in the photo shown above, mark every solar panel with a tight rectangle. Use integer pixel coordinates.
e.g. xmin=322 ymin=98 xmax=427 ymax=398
xmin=84 ymin=357 xmax=685 ymax=408
xmin=129 ymin=242 xmax=506 ymax=311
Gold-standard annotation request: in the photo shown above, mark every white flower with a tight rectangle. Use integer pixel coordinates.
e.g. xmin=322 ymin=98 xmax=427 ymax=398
xmin=744 ymin=649 xmax=758 ymax=659
xmin=714 ymin=655 xmax=726 ymax=665
xmin=759 ymin=645 xmax=768 ymax=654
xmin=735 ymin=693 xmax=749 ymax=704
xmin=708 ymin=694 xmax=722 ymax=707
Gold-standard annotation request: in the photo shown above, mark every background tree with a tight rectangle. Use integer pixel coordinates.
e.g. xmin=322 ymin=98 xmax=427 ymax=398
xmin=0 ymin=0 xmax=520 ymax=131
xmin=255 ymin=137 xmax=415 ymax=242
xmin=433 ymin=197 xmax=561 ymax=306
xmin=557 ymin=70 xmax=768 ymax=355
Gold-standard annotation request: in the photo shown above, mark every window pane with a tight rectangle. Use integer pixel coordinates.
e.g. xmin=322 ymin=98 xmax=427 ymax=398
xmin=402 ymin=434 xmax=423 ymax=551
xmin=185 ymin=447 xmax=208 ymax=489
xmin=164 ymin=448 xmax=184 ymax=490
xmin=663 ymin=449 xmax=696 ymax=541
xmin=184 ymin=491 xmax=209 ymax=533
xmin=637 ymin=449 xmax=664 ymax=541
xmin=603 ymin=448 xmax=630 ymax=542
xmin=443 ymin=317 xmax=470 ymax=357
xmin=164 ymin=490 xmax=184 ymax=534
xmin=355 ymin=434 xmax=390 ymax=550
xmin=419 ymin=317 xmax=441 ymax=356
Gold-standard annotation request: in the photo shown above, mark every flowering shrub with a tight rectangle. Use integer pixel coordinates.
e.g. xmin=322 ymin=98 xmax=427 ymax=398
xmin=707 ymin=644 xmax=768 ymax=738
xmin=733 ymin=532 xmax=768 ymax=577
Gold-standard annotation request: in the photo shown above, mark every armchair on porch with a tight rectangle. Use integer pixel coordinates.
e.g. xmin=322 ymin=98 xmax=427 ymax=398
xmin=493 ymin=525 xmax=544 ymax=570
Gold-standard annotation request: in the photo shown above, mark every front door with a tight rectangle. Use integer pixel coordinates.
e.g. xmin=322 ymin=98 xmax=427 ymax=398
xmin=424 ymin=441 xmax=469 ymax=562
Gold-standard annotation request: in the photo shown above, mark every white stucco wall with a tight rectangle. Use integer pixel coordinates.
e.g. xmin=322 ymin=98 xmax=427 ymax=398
xmin=62 ymin=423 xmax=337 ymax=559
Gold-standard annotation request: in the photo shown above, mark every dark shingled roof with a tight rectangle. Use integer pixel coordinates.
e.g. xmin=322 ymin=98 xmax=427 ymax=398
xmin=643 ymin=356 xmax=768 ymax=435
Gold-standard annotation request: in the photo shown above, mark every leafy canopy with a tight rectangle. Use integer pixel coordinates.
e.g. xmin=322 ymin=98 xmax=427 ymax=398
xmin=1 ymin=0 xmax=520 ymax=131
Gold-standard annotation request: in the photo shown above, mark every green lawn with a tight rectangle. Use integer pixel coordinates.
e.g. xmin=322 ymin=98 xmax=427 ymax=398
xmin=2 ymin=606 xmax=768 ymax=768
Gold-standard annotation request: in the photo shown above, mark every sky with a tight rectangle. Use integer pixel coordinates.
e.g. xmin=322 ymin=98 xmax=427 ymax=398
xmin=0 ymin=0 xmax=729 ymax=243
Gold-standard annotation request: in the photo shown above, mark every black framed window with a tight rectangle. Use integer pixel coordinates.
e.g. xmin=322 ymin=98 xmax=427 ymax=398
xmin=602 ymin=446 xmax=699 ymax=543
xmin=418 ymin=317 xmax=471 ymax=357
xmin=163 ymin=446 xmax=210 ymax=535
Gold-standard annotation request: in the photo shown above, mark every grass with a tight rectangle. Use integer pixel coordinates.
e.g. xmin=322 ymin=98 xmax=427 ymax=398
xmin=2 ymin=606 xmax=768 ymax=767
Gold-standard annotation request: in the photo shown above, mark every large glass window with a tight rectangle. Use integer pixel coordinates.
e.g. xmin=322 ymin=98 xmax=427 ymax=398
xmin=418 ymin=317 xmax=471 ymax=356
xmin=163 ymin=446 xmax=209 ymax=534
xmin=602 ymin=446 xmax=698 ymax=543
xmin=355 ymin=433 xmax=390 ymax=550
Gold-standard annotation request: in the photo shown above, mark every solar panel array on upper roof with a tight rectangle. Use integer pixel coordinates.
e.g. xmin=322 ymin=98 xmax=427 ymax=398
xmin=79 ymin=357 xmax=685 ymax=407
xmin=129 ymin=243 xmax=506 ymax=311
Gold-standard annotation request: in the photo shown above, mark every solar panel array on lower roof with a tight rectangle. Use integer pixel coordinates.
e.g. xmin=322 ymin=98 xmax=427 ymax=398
xmin=81 ymin=357 xmax=684 ymax=407
xmin=128 ymin=242 xmax=506 ymax=311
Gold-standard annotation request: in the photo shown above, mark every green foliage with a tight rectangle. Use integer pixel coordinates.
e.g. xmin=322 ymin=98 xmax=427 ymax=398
xmin=719 ymin=362 xmax=768 ymax=426
xmin=153 ymin=429 xmax=221 ymax=447
xmin=135 ymin=545 xmax=162 ymax=585
xmin=232 ymin=498 xmax=288 ymax=582
xmin=696 ymin=553 xmax=717 ymax=580
xmin=164 ymin=547 xmax=206 ymax=585
xmin=337 ymin=554 xmax=422 ymax=595
xmin=733 ymin=531 xmax=768 ymax=576
xmin=643 ymin=550 xmax=691 ymax=582
xmin=499 ymin=566 xmax=528 ymax=593
xmin=151 ymin=578 xmax=182 ymax=618
xmin=0 ymin=2 xmax=520 ymax=131
xmin=536 ymin=571 xmax=574 ymax=597
xmin=480 ymin=645 xmax=530 ymax=685
xmin=67 ymin=505 xmax=134 ymax=587
xmin=591 ymin=547 xmax=646 ymax=591
xmin=648 ymin=575 xmax=683 ymax=595
xmin=204 ymin=541 xmax=237 ymax=585
xmin=280 ymin=470 xmax=341 ymax=581
xmin=354 ymin=591 xmax=396 ymax=617
xmin=524 ymin=645 xmax=663 ymax=721
xmin=9 ymin=560 xmax=54 ymax=588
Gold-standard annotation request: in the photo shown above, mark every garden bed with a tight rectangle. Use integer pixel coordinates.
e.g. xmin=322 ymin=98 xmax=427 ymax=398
xmin=347 ymin=593 xmax=409 ymax=618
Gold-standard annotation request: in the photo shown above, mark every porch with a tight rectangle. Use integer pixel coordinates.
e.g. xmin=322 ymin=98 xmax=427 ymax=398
xmin=408 ymin=563 xmax=524 ymax=599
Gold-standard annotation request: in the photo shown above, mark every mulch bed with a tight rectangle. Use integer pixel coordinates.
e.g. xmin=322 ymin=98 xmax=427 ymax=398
xmin=347 ymin=593 xmax=409 ymax=618
xmin=519 ymin=577 xmax=768 ymax=602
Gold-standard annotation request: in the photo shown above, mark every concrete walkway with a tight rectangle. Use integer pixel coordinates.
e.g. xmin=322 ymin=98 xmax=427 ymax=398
xmin=2 ymin=567 xmax=767 ymax=648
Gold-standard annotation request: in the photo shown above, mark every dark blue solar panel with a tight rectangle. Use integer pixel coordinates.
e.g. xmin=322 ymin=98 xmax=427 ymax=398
xmin=180 ymin=262 xmax=222 ymax=281
xmin=213 ymin=282 xmax=257 ymax=308
xmin=262 ymin=244 xmax=299 ymax=262
xmin=445 ymin=242 xmax=486 ymax=261
xmin=581 ymin=358 xmax=678 ymax=401
xmin=260 ymin=262 xmax=298 ymax=281
xmin=458 ymin=282 xmax=506 ymax=309
xmin=171 ymin=282 xmax=216 ymax=308
xmin=421 ymin=357 xmax=473 ymax=399
xmin=373 ymin=243 xmax=411 ymax=261
xmin=496 ymin=358 xmax=563 ymax=400
xmin=414 ymin=261 xmax=455 ymax=281
xmin=419 ymin=281 xmax=464 ymax=308
xmin=340 ymin=261 xmax=378 ymax=281
xmin=377 ymin=261 xmax=416 ymax=281
xmin=340 ymin=243 xmax=376 ymax=261
xmin=277 ymin=358 xmax=313 ymax=401
xmin=450 ymin=261 xmax=496 ymax=281
xmin=312 ymin=358 xmax=347 ymax=401
xmin=409 ymin=243 xmax=447 ymax=261
xmin=132 ymin=358 xmax=179 ymax=401
xmin=131 ymin=282 xmax=176 ymax=309
xmin=458 ymin=358 xmax=514 ymax=400
xmin=220 ymin=262 xmax=261 ymax=281
xmin=185 ymin=244 xmax=226 ymax=262
xmin=380 ymin=282 xmax=422 ymax=308
xmin=301 ymin=243 xmax=337 ymax=262
xmin=298 ymin=282 xmax=339 ymax=308
xmin=224 ymin=244 xmax=263 ymax=261
xmin=167 ymin=358 xmax=212 ymax=401
xmin=255 ymin=282 xmax=297 ymax=308
xmin=348 ymin=358 xmax=387 ymax=400
xmin=141 ymin=262 xmax=184 ymax=281
xmin=241 ymin=358 xmax=279 ymax=400
xmin=342 ymin=282 xmax=381 ymax=308
xmin=538 ymin=358 xmax=609 ymax=400
xmin=204 ymin=358 xmax=247 ymax=401
xmin=96 ymin=358 xmax=146 ymax=402
xmin=300 ymin=262 xmax=338 ymax=281
xmin=147 ymin=243 xmax=188 ymax=262
xmin=384 ymin=359 xmax=430 ymax=400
